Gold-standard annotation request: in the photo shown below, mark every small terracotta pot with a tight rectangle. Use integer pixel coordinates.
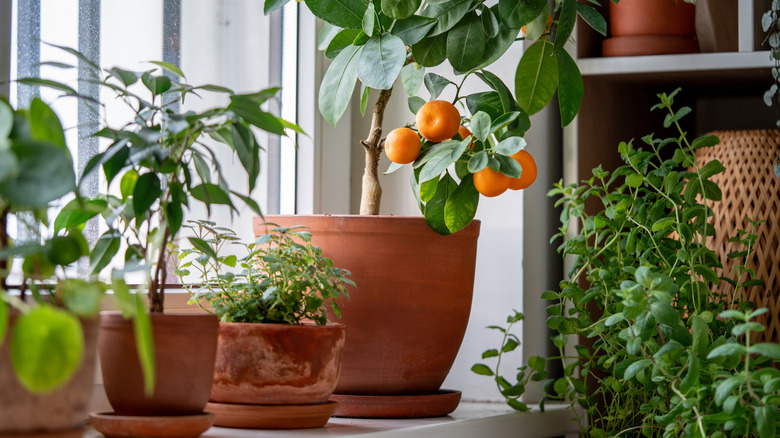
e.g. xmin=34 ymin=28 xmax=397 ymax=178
xmin=210 ymin=322 xmax=345 ymax=405
xmin=256 ymin=215 xmax=480 ymax=395
xmin=610 ymin=0 xmax=696 ymax=37
xmin=0 ymin=315 xmax=99 ymax=433
xmin=98 ymin=312 xmax=218 ymax=416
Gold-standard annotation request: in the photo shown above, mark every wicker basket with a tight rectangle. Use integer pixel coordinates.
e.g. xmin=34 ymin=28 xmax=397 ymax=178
xmin=695 ymin=130 xmax=780 ymax=344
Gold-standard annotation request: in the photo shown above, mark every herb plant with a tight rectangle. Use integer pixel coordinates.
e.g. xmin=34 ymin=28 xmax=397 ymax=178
xmin=475 ymin=90 xmax=780 ymax=437
xmin=174 ymin=220 xmax=353 ymax=325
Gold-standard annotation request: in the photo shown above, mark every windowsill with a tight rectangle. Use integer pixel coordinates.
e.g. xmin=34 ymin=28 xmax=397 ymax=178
xmin=86 ymin=402 xmax=580 ymax=438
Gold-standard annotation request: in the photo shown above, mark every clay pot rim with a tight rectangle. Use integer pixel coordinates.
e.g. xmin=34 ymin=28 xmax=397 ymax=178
xmin=99 ymin=311 xmax=218 ymax=328
xmin=258 ymin=214 xmax=481 ymax=238
xmin=218 ymin=320 xmax=344 ymax=328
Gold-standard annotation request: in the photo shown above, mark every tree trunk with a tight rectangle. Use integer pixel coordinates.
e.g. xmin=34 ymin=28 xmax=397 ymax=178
xmin=359 ymin=88 xmax=393 ymax=215
xmin=148 ymin=227 xmax=170 ymax=313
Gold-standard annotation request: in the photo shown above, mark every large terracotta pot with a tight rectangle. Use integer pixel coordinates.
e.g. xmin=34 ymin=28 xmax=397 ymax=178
xmin=603 ymin=0 xmax=698 ymax=57
xmin=256 ymin=215 xmax=480 ymax=395
xmin=0 ymin=315 xmax=98 ymax=433
xmin=210 ymin=322 xmax=345 ymax=404
xmin=98 ymin=312 xmax=218 ymax=416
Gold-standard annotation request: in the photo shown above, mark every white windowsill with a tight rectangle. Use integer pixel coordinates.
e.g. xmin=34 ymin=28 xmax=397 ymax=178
xmin=86 ymin=401 xmax=581 ymax=438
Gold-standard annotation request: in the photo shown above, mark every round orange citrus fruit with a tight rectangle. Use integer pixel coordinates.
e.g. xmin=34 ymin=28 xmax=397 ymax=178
xmin=508 ymin=150 xmax=537 ymax=190
xmin=473 ymin=167 xmax=510 ymax=197
xmin=384 ymin=127 xmax=421 ymax=164
xmin=415 ymin=100 xmax=461 ymax=143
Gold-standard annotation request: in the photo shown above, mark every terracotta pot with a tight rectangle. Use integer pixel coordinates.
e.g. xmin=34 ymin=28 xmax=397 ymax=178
xmin=604 ymin=0 xmax=698 ymax=57
xmin=210 ymin=322 xmax=345 ymax=405
xmin=98 ymin=312 xmax=218 ymax=416
xmin=256 ymin=215 xmax=480 ymax=395
xmin=0 ymin=315 xmax=98 ymax=433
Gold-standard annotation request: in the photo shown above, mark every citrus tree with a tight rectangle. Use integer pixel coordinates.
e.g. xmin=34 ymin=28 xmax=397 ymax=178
xmin=266 ymin=0 xmax=607 ymax=234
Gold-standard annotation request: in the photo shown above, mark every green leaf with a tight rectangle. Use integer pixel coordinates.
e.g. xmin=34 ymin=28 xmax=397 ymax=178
xmin=421 ymin=0 xmax=474 ymax=36
xmin=304 ymin=0 xmax=367 ymax=28
xmin=408 ymin=96 xmax=426 ymax=113
xmin=476 ymin=70 xmax=521 ymax=119
xmin=132 ymin=294 xmax=155 ymax=396
xmin=482 ymin=349 xmax=499 ymax=359
xmin=651 ymin=217 xmax=675 ymax=232
xmin=10 ymin=306 xmax=83 ymax=393
xmin=132 ymin=173 xmax=162 ymax=220
xmin=401 ymin=63 xmax=424 ymax=96
xmin=319 ymin=23 xmax=342 ymax=50
xmin=468 ymin=150 xmax=488 ymax=173
xmin=446 ymin=12 xmax=487 ymax=73
xmin=576 ymin=2 xmax=606 ymax=36
xmin=471 ymin=363 xmax=494 ymax=376
xmin=625 ymin=173 xmax=644 ymax=187
xmin=555 ymin=49 xmax=583 ymax=127
xmin=444 ymin=174 xmax=479 ymax=233
xmin=391 ymin=15 xmax=437 ymax=45
xmin=362 ymin=2 xmax=376 ymax=36
xmin=54 ymin=198 xmax=107 ymax=233
xmin=228 ymin=99 xmax=285 ymax=135
xmin=691 ymin=134 xmax=719 ymax=150
xmin=552 ymin=0 xmax=576 ymax=54
xmin=699 ymin=159 xmax=726 ymax=179
xmin=524 ymin=4 xmax=549 ymax=40
xmin=16 ymin=78 xmax=78 ymax=96
xmin=412 ymin=34 xmax=448 ymax=67
xmin=465 ymin=92 xmax=504 ymax=121
xmin=498 ymin=0 xmax=546 ymax=29
xmin=325 ymin=29 xmax=361 ymax=59
xmin=357 ymin=33 xmax=406 ymax=90
xmin=515 ymin=40 xmax=557 ymax=115
xmin=0 ymin=141 xmax=76 ymax=208
xmin=0 ymin=299 xmax=7 ymax=349
xmin=756 ymin=405 xmax=776 ymax=438
xmin=360 ymin=84 xmax=371 ymax=115
xmin=470 ymin=111 xmax=491 ymax=142
xmin=473 ymin=13 xmax=520 ymax=71
xmin=419 ymin=148 xmax=457 ymax=182
xmin=191 ymin=184 xmax=233 ymax=206
xmin=481 ymin=6 xmax=499 ymax=37
xmin=265 ymin=0 xmax=291 ymax=14
xmin=494 ymin=154 xmax=522 ymax=178
xmin=749 ymin=343 xmax=780 ymax=359
xmin=141 ymin=74 xmax=172 ymax=95
xmin=707 ymin=343 xmax=746 ymax=359
xmin=148 ymin=61 xmax=186 ymax=79
xmin=495 ymin=136 xmax=526 ymax=155
xmin=47 ymin=235 xmax=84 ymax=266
xmin=714 ymin=375 xmax=744 ymax=405
xmin=62 ymin=279 xmax=104 ymax=317
xmin=189 ymin=237 xmax=218 ymax=261
xmin=382 ymin=0 xmax=421 ymax=19
xmin=29 ymin=98 xmax=67 ymax=150
xmin=319 ymin=45 xmax=362 ymax=126
xmin=90 ymin=230 xmax=122 ymax=275
xmin=425 ymin=173 xmax=458 ymax=235
xmin=623 ymin=359 xmax=651 ymax=380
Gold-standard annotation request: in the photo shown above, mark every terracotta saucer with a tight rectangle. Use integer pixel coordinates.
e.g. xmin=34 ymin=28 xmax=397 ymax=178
xmin=0 ymin=426 xmax=85 ymax=438
xmin=89 ymin=412 xmax=214 ymax=438
xmin=205 ymin=401 xmax=339 ymax=429
xmin=602 ymin=35 xmax=699 ymax=57
xmin=330 ymin=389 xmax=462 ymax=418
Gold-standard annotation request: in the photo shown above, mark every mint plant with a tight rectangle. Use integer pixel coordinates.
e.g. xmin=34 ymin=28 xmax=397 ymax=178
xmin=174 ymin=220 xmax=353 ymax=325
xmin=475 ymin=89 xmax=780 ymax=437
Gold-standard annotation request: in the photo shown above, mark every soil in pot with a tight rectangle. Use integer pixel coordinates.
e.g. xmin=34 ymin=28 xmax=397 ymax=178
xmin=0 ymin=316 xmax=99 ymax=434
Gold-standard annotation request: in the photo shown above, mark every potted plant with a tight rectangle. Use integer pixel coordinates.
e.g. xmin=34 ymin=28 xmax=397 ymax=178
xmin=475 ymin=90 xmax=780 ymax=436
xmin=0 ymin=97 xmax=115 ymax=433
xmin=260 ymin=0 xmax=607 ymax=417
xmin=27 ymin=50 xmax=301 ymax=432
xmin=173 ymin=220 xmax=352 ymax=429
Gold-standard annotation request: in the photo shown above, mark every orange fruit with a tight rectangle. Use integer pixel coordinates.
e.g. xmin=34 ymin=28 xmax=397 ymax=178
xmin=384 ymin=127 xmax=421 ymax=164
xmin=508 ymin=150 xmax=537 ymax=190
xmin=415 ymin=100 xmax=461 ymax=143
xmin=473 ymin=167 xmax=510 ymax=197
xmin=458 ymin=126 xmax=472 ymax=140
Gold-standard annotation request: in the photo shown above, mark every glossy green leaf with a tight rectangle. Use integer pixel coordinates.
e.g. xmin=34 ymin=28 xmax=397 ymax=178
xmin=54 ymin=198 xmax=107 ymax=233
xmin=401 ymin=63 xmax=424 ymax=96
xmin=47 ymin=235 xmax=84 ymax=266
xmin=90 ymin=230 xmax=122 ymax=275
xmin=408 ymin=96 xmax=426 ymax=113
xmin=141 ymin=74 xmax=172 ymax=95
xmin=421 ymin=0 xmax=474 ymax=36
xmin=707 ymin=343 xmax=746 ymax=359
xmin=191 ymin=184 xmax=233 ymax=206
xmin=360 ymin=84 xmax=371 ymax=115
xmin=494 ymin=154 xmax=522 ymax=178
xmin=132 ymin=173 xmax=162 ymax=220
xmin=419 ymin=175 xmax=439 ymax=202
xmin=470 ymin=111 xmax=491 ymax=142
xmin=358 ymin=33 xmax=406 ymax=90
xmin=120 ymin=169 xmax=139 ymax=200
xmin=132 ymin=294 xmax=155 ymax=396
xmin=411 ymin=34 xmax=448 ymax=67
xmin=576 ymin=2 xmax=606 ymax=36
xmin=148 ymin=61 xmax=186 ymax=79
xmin=326 ymin=29 xmax=360 ymax=59
xmin=495 ymin=136 xmax=526 ymax=155
xmin=391 ymin=15 xmax=437 ymax=45
xmin=524 ymin=4 xmax=549 ymax=40
xmin=265 ymin=0 xmax=291 ymax=14
xmin=515 ymin=40 xmax=557 ymax=115
xmin=468 ymin=150 xmax=488 ymax=172
xmin=749 ymin=343 xmax=780 ymax=359
xmin=319 ymin=45 xmax=362 ymax=126
xmin=556 ymin=49 xmax=583 ymax=127
xmin=362 ymin=3 xmax=375 ymax=36
xmin=424 ymin=173 xmax=457 ymax=235
xmin=498 ymin=0 xmax=546 ymax=29
xmin=382 ymin=0 xmax=420 ymax=19
xmin=419 ymin=148 xmax=457 ymax=182
xmin=231 ymin=124 xmax=260 ymax=191
xmin=755 ymin=405 xmax=776 ymax=438
xmin=471 ymin=12 xmax=519 ymax=72
xmin=476 ymin=70 xmax=518 ymax=115
xmin=471 ymin=363 xmax=494 ymax=376
xmin=228 ymin=99 xmax=285 ymax=135
xmin=304 ymin=0 xmax=367 ymax=29
xmin=0 ymin=141 xmax=76 ymax=208
xmin=465 ymin=91 xmax=504 ymax=121
xmin=446 ymin=12 xmax=486 ymax=73
xmin=62 ymin=279 xmax=104 ymax=317
xmin=29 ymin=98 xmax=67 ymax=150
xmin=553 ymin=0 xmax=576 ymax=54
xmin=444 ymin=173 xmax=478 ymax=233
xmin=318 ymin=23 xmax=342 ymax=50
xmin=481 ymin=6 xmax=499 ymax=38
xmin=0 ymin=98 xmax=15 ymax=140
xmin=10 ymin=306 xmax=83 ymax=393
xmin=423 ymin=73 xmax=452 ymax=100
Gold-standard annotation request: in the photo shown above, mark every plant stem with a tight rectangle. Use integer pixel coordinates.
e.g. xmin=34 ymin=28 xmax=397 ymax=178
xmin=149 ymin=227 xmax=171 ymax=313
xmin=0 ymin=207 xmax=8 ymax=292
xmin=359 ymin=87 xmax=393 ymax=215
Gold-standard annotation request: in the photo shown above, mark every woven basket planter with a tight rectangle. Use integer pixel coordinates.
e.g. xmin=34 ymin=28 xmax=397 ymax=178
xmin=695 ymin=130 xmax=780 ymax=343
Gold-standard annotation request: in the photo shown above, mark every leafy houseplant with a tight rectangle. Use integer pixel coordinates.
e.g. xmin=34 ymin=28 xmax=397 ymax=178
xmin=266 ymin=0 xmax=606 ymax=232
xmin=26 ymin=49 xmax=301 ymax=417
xmin=174 ymin=220 xmax=351 ymax=429
xmin=0 ymin=97 xmax=111 ymax=432
xmin=475 ymin=90 xmax=780 ymax=436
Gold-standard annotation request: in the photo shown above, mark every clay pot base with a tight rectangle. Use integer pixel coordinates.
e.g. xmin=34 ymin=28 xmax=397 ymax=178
xmin=0 ymin=427 xmax=85 ymax=438
xmin=602 ymin=35 xmax=699 ymax=57
xmin=330 ymin=389 xmax=462 ymax=418
xmin=89 ymin=412 xmax=214 ymax=438
xmin=205 ymin=401 xmax=339 ymax=429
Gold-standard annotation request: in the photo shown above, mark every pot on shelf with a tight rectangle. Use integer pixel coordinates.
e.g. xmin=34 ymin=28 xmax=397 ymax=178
xmin=98 ymin=312 xmax=218 ymax=416
xmin=603 ymin=0 xmax=698 ymax=57
xmin=256 ymin=215 xmax=480 ymax=417
xmin=0 ymin=316 xmax=99 ymax=434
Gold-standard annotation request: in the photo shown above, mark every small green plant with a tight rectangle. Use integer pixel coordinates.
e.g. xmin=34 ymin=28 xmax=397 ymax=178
xmin=174 ymin=220 xmax=353 ymax=325
xmin=475 ymin=89 xmax=780 ymax=437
